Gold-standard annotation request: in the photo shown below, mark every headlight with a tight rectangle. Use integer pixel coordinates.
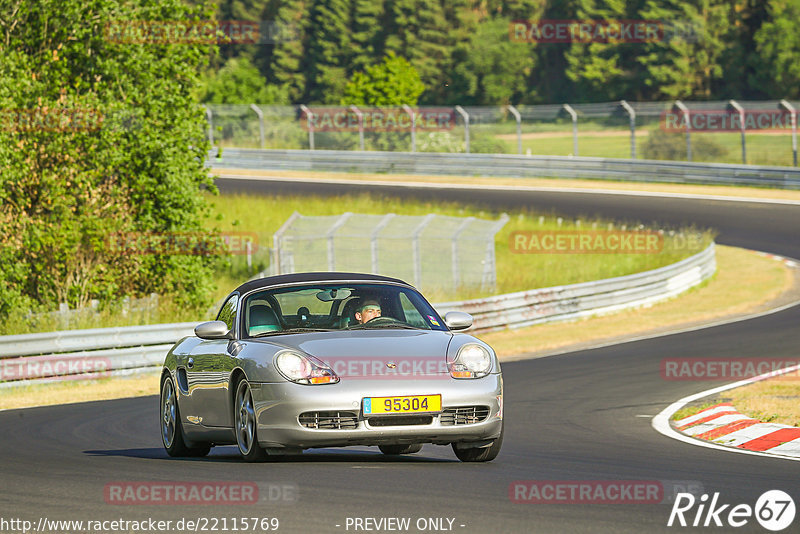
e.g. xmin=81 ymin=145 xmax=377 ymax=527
xmin=450 ymin=344 xmax=492 ymax=379
xmin=275 ymin=351 xmax=339 ymax=385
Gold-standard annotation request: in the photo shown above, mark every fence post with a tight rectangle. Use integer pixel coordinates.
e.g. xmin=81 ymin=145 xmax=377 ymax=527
xmin=203 ymin=105 xmax=214 ymax=146
xmin=300 ymin=104 xmax=314 ymax=150
xmin=674 ymin=100 xmax=691 ymax=161
xmin=780 ymin=99 xmax=797 ymax=167
xmin=250 ymin=104 xmax=265 ymax=149
xmin=506 ymin=105 xmax=522 ymax=155
xmin=451 ymin=217 xmax=475 ymax=291
xmin=620 ymin=100 xmax=636 ymax=159
xmin=370 ymin=213 xmax=395 ymax=273
xmin=454 ymin=106 xmax=470 ymax=154
xmin=729 ymin=99 xmax=746 ymax=164
xmin=326 ymin=212 xmax=353 ymax=271
xmin=411 ymin=214 xmax=436 ymax=288
xmin=349 ymin=105 xmax=365 ymax=151
xmin=273 ymin=211 xmax=301 ymax=275
xmin=562 ymin=104 xmax=578 ymax=156
xmin=402 ymin=105 xmax=416 ymax=152
xmin=482 ymin=213 xmax=509 ymax=290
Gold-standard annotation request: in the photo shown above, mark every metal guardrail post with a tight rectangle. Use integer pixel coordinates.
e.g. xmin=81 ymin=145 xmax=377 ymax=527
xmin=300 ymin=105 xmax=314 ymax=150
xmin=506 ymin=105 xmax=522 ymax=155
xmin=272 ymin=211 xmax=301 ymax=275
xmin=370 ymin=214 xmax=395 ymax=273
xmin=454 ymin=106 xmax=470 ymax=154
xmin=780 ymin=100 xmax=797 ymax=167
xmin=729 ymin=99 xmax=746 ymax=164
xmin=674 ymin=100 xmax=691 ymax=161
xmin=250 ymin=104 xmax=265 ymax=149
xmin=563 ymin=104 xmax=578 ymax=156
xmin=326 ymin=212 xmax=353 ymax=271
xmin=349 ymin=105 xmax=365 ymax=151
xmin=203 ymin=105 xmax=214 ymax=146
xmin=402 ymin=105 xmax=416 ymax=152
xmin=411 ymin=214 xmax=436 ymax=287
xmin=620 ymin=100 xmax=636 ymax=159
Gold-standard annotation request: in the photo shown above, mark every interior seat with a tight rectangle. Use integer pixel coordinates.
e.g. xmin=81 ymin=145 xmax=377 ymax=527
xmin=248 ymin=304 xmax=282 ymax=336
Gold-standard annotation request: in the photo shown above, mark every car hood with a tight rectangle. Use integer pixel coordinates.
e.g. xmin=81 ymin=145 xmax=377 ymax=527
xmin=251 ymin=329 xmax=454 ymax=377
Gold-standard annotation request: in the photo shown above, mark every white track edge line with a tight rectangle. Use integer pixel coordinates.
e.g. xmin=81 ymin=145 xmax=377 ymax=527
xmin=651 ymin=363 xmax=800 ymax=462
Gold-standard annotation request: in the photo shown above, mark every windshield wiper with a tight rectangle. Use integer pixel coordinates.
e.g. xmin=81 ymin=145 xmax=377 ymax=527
xmin=349 ymin=323 xmax=421 ymax=330
xmin=250 ymin=328 xmax=334 ymax=338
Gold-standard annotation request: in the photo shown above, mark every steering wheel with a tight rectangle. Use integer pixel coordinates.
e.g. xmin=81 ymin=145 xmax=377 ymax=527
xmin=364 ymin=316 xmax=407 ymax=325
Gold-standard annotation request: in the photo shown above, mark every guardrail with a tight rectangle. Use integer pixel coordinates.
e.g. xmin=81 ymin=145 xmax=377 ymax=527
xmin=209 ymin=148 xmax=800 ymax=189
xmin=0 ymin=244 xmax=715 ymax=386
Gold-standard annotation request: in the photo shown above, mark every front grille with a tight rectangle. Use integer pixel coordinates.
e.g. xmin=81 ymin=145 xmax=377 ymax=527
xmin=367 ymin=415 xmax=433 ymax=427
xmin=440 ymin=406 xmax=490 ymax=426
xmin=299 ymin=411 xmax=359 ymax=430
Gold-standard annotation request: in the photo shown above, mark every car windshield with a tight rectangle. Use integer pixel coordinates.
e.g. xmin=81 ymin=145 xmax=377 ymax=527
xmin=240 ymin=283 xmax=448 ymax=337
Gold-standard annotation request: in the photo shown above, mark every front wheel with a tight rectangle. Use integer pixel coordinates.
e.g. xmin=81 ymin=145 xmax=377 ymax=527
xmin=160 ymin=374 xmax=210 ymax=458
xmin=379 ymin=443 xmax=423 ymax=455
xmin=234 ymin=379 xmax=267 ymax=462
xmin=452 ymin=424 xmax=503 ymax=462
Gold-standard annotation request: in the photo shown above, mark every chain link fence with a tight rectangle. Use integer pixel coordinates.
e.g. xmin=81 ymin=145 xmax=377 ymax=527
xmin=205 ymin=100 xmax=800 ymax=167
xmin=271 ymin=212 xmax=509 ymax=292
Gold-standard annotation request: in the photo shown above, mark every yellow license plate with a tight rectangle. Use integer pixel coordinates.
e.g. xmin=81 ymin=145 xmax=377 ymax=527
xmin=363 ymin=394 xmax=441 ymax=415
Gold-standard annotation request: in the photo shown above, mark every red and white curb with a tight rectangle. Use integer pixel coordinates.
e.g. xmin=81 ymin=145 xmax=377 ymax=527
xmin=653 ymin=363 xmax=800 ymax=462
xmin=755 ymin=251 xmax=799 ymax=269
xmin=674 ymin=402 xmax=800 ymax=457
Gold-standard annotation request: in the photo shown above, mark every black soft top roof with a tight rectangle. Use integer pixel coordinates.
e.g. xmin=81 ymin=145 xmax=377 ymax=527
xmin=233 ymin=272 xmax=411 ymax=295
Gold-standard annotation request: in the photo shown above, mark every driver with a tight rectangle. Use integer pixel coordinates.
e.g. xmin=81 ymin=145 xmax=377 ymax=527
xmin=354 ymin=299 xmax=381 ymax=324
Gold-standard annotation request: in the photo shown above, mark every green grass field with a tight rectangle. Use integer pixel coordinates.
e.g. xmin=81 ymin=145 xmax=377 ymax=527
xmin=7 ymin=192 xmax=712 ymax=334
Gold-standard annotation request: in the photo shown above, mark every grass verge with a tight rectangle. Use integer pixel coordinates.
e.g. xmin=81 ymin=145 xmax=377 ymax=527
xmin=481 ymin=245 xmax=793 ymax=358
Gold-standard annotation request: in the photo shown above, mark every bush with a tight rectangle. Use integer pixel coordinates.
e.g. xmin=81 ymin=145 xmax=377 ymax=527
xmin=643 ymin=129 xmax=728 ymax=161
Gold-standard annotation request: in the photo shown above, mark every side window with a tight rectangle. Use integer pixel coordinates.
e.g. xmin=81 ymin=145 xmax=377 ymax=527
xmin=216 ymin=294 xmax=239 ymax=332
xmin=399 ymin=292 xmax=427 ymax=328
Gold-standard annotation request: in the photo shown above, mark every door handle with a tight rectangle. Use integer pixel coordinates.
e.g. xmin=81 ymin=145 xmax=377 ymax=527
xmin=187 ymin=357 xmax=194 ymax=369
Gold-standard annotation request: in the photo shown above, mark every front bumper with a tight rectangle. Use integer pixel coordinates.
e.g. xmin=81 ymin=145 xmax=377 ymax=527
xmin=250 ymin=374 xmax=503 ymax=449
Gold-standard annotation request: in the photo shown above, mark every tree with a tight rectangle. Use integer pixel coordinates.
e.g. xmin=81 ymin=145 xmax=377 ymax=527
xmin=200 ymin=57 xmax=288 ymax=104
xmin=304 ymin=0 xmax=351 ymax=103
xmin=341 ymin=52 xmax=426 ymax=106
xmin=636 ymin=0 xmax=728 ymax=99
xmin=0 ymin=0 xmax=219 ymax=319
xmin=752 ymin=0 xmax=800 ymax=99
xmin=450 ymin=18 xmax=537 ymax=105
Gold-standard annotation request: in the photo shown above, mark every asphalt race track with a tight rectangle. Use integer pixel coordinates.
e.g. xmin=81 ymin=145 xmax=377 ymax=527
xmin=2 ymin=177 xmax=799 ymax=533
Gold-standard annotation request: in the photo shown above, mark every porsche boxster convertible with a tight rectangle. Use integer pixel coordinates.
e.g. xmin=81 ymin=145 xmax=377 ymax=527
xmin=160 ymin=272 xmax=503 ymax=462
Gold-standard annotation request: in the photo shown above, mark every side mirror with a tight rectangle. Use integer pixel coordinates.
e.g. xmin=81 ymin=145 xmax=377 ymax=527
xmin=195 ymin=320 xmax=233 ymax=340
xmin=444 ymin=311 xmax=473 ymax=331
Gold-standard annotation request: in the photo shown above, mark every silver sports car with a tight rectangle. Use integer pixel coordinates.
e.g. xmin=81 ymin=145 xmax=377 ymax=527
xmin=160 ymin=272 xmax=503 ymax=462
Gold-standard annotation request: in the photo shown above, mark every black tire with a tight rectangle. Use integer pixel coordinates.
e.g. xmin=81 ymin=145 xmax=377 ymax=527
xmin=452 ymin=424 xmax=503 ymax=462
xmin=379 ymin=443 xmax=423 ymax=455
xmin=234 ymin=379 xmax=268 ymax=462
xmin=160 ymin=374 xmax=210 ymax=458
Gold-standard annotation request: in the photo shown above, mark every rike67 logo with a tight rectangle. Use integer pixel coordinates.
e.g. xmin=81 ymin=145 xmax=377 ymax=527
xmin=668 ymin=490 xmax=795 ymax=531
